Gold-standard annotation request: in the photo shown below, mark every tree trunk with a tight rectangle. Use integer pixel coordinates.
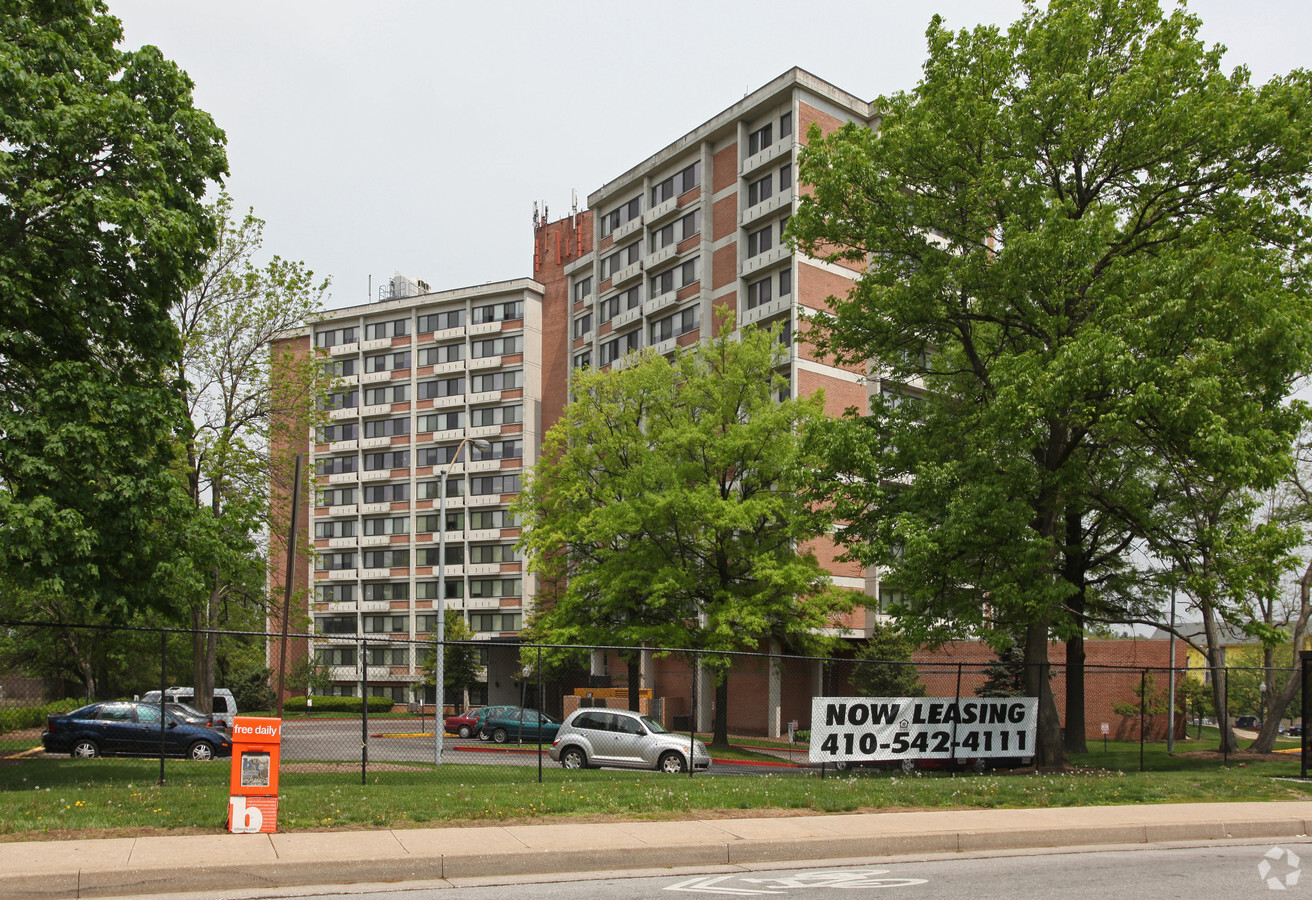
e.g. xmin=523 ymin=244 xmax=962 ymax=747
xmin=1201 ymin=608 xmax=1238 ymax=753
xmin=1024 ymin=621 xmax=1065 ymax=767
xmin=1251 ymin=558 xmax=1312 ymax=752
xmin=1063 ymin=509 xmax=1088 ymax=754
xmin=713 ymin=676 xmax=730 ymax=747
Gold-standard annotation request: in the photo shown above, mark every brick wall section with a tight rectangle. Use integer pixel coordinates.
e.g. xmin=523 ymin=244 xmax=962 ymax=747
xmin=712 ymin=143 xmax=738 ymax=193
xmin=712 ymin=194 xmax=738 ymax=241
xmin=532 ymin=210 xmax=593 ymax=434
xmin=712 ymin=245 xmax=738 ymax=291
xmin=799 ymin=368 xmax=866 ymax=418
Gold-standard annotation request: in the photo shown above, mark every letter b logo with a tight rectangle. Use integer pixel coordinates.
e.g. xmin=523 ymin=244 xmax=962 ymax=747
xmin=229 ymin=796 xmax=264 ymax=834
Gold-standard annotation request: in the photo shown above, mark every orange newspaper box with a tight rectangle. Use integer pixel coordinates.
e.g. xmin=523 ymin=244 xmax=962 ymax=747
xmin=227 ymin=716 xmax=281 ymax=834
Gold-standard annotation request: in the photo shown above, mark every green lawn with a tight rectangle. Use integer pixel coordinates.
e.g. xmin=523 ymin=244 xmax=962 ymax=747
xmin=1 ymin=734 xmax=1309 ymax=839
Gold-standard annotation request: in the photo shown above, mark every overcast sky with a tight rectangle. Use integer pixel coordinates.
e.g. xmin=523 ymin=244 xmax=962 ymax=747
xmin=106 ymin=1 xmax=1310 ymax=311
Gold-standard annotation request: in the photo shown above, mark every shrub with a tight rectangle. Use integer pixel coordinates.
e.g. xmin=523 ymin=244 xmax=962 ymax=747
xmin=280 ymin=695 xmax=393 ymax=714
xmin=0 ymin=698 xmax=84 ymax=734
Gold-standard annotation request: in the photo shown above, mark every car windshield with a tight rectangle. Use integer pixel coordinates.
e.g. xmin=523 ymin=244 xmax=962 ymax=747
xmin=639 ymin=715 xmax=667 ymax=734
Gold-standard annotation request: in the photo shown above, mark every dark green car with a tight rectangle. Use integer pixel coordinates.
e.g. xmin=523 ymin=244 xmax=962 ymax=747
xmin=477 ymin=707 xmax=561 ymax=744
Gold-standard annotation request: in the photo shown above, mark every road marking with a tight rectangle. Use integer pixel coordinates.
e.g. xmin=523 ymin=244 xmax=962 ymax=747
xmin=667 ymin=875 xmax=781 ymax=894
xmin=667 ymin=869 xmax=928 ymax=894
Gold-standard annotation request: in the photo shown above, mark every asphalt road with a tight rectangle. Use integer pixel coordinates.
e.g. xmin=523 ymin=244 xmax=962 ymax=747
xmin=235 ymin=841 xmax=1312 ymax=900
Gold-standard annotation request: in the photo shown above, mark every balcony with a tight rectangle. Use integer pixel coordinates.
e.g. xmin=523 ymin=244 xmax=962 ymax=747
xmin=327 ymin=471 xmax=358 ymax=485
xmin=327 ymin=569 xmax=358 ymax=581
xmin=329 ymin=406 xmax=358 ymax=421
xmin=611 ymin=260 xmax=643 ymax=287
xmin=611 ymin=305 xmax=642 ymax=329
xmin=740 ymin=187 xmax=794 ymax=228
xmin=361 ymin=370 xmax=390 ymax=385
xmin=360 ymin=535 xmax=393 ymax=547
xmin=645 ymin=196 xmax=679 ymax=226
xmin=361 ymin=338 xmax=392 ymax=352
xmin=740 ymin=137 xmax=790 ymax=178
xmin=361 ymin=403 xmax=391 ymax=417
xmin=469 ymin=355 xmax=500 ymax=370
xmin=328 ymin=439 xmax=358 ymax=452
xmin=328 ymin=536 xmax=357 ymax=550
xmin=329 ymin=342 xmax=359 ymax=357
xmin=360 ymin=436 xmax=391 ymax=450
xmin=742 ymin=295 xmax=791 ymax=328
xmin=360 ymin=502 xmax=391 ymax=515
xmin=741 ymin=245 xmax=790 ymax=278
xmin=470 ymin=321 xmax=501 ymax=336
xmin=643 ymin=244 xmax=677 ymax=272
xmin=612 ymin=215 xmax=643 ymax=242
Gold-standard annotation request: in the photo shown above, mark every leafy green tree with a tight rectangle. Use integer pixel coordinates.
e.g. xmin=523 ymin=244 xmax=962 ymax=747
xmin=420 ymin=610 xmax=483 ymax=709
xmin=791 ymin=0 xmax=1312 ymax=765
xmin=0 ymin=0 xmax=228 ymax=621
xmin=851 ymin=622 xmax=925 ymax=698
xmin=518 ymin=320 xmax=858 ymax=746
xmin=173 ymin=193 xmax=328 ymax=713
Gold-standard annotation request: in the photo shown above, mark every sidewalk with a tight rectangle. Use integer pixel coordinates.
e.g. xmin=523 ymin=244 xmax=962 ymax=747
xmin=4 ymin=801 xmax=1311 ymax=899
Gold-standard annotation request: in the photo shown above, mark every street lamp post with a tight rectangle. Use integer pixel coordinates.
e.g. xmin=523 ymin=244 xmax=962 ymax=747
xmin=435 ymin=436 xmax=491 ymax=765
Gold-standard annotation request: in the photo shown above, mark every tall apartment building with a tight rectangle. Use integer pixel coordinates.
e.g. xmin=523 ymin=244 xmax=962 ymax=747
xmin=274 ymin=276 xmax=543 ymax=706
xmin=533 ymin=67 xmax=884 ymax=640
xmin=274 ymin=68 xmax=890 ymax=708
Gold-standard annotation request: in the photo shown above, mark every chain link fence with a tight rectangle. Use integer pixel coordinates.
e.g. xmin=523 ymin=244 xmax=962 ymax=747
xmin=0 ymin=620 xmax=1301 ymax=787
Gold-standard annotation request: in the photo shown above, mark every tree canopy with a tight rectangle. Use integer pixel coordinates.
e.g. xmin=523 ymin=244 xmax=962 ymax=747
xmin=0 ymin=0 xmax=228 ymax=620
xmin=517 ymin=322 xmax=858 ymax=742
xmin=790 ymin=0 xmax=1312 ymax=764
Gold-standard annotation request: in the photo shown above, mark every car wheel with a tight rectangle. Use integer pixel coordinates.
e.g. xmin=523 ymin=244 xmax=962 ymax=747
xmin=492 ymin=728 xmax=508 ymax=744
xmin=477 ymin=729 xmax=491 ymax=742
xmin=188 ymin=741 xmax=215 ymax=761
xmin=458 ymin=725 xmax=472 ymax=738
xmin=71 ymin=739 xmax=100 ymax=759
xmin=658 ymin=751 xmax=687 ymax=774
xmin=560 ymin=747 xmax=586 ymax=770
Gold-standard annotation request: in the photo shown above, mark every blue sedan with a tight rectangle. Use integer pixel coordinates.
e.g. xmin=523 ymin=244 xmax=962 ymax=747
xmin=42 ymin=701 xmax=233 ymax=760
xmin=477 ymin=707 xmax=561 ymax=744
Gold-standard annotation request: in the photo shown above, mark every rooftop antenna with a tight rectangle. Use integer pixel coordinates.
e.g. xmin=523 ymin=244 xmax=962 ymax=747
xmin=532 ymin=201 xmax=539 ymax=231
xmin=571 ymin=189 xmax=578 ymax=226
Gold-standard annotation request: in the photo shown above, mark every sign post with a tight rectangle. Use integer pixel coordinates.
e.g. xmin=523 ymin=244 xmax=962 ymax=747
xmin=228 ymin=716 xmax=282 ymax=834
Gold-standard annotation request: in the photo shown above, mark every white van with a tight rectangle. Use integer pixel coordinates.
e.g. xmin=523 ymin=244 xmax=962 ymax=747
xmin=140 ymin=687 xmax=238 ymax=729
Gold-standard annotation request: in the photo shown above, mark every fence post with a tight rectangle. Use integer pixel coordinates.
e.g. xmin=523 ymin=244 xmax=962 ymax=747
xmin=690 ymin=651 xmax=698 ymax=779
xmin=1139 ymin=669 xmax=1147 ymax=773
xmin=361 ymin=639 xmax=368 ymax=787
xmin=953 ymin=663 xmax=963 ymax=773
xmin=1301 ymin=650 xmax=1312 ymax=780
xmin=537 ymin=644 xmax=544 ymax=784
xmin=1223 ymin=666 xmax=1229 ymax=767
xmin=158 ymin=630 xmax=166 ymax=786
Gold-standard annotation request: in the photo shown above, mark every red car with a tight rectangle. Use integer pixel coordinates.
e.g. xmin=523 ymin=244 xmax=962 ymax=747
xmin=444 ymin=707 xmax=487 ymax=738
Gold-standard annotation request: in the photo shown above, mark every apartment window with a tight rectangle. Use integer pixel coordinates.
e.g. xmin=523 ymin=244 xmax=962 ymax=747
xmin=364 ymin=318 xmax=409 ymax=341
xmin=469 ymin=578 xmax=522 ymax=599
xmin=416 ymin=410 xmax=464 ymax=433
xmin=363 ymin=482 xmax=409 ymax=503
xmin=362 ymin=581 xmax=409 ymax=601
xmin=573 ymin=350 xmax=592 ymax=370
xmin=317 ymin=487 xmax=356 ymax=507
xmin=418 ymin=343 xmax=464 ymax=366
xmin=472 ymin=335 xmax=523 ymax=359
xmin=363 ymin=417 xmax=410 ymax=439
xmin=316 ymin=584 xmax=354 ymax=603
xmin=469 ymin=543 xmax=521 ymax=564
xmin=601 ymin=195 xmax=641 ymax=234
xmin=322 ymin=389 xmax=358 ymax=411
xmin=471 ymin=369 xmax=522 ymax=392
xmin=363 ymin=615 xmax=407 ymax=634
xmin=363 ymin=516 xmax=409 ymax=536
xmin=573 ymin=313 xmax=593 ymax=339
xmin=417 ymin=613 xmax=438 ymax=633
xmin=650 ymin=161 xmax=701 ymax=205
xmin=316 ymin=646 xmax=357 ymax=667
xmin=573 ymin=276 xmax=594 ymax=304
xmin=747 ymin=224 xmax=773 ymax=257
xmin=748 ymin=173 xmax=773 ymax=206
xmin=469 ymin=508 xmax=518 ymax=530
xmin=748 ymin=122 xmax=772 ymax=155
xmin=363 ymin=450 xmax=409 ymax=471
xmin=471 ymin=438 xmax=523 ymax=461
xmin=747 ymin=275 xmax=772 ymax=309
xmin=417 ymin=376 xmax=464 ymax=400
xmin=366 ymin=647 xmax=410 ymax=668
xmin=649 ymin=258 xmax=699 ymax=297
xmin=470 ymin=473 xmax=521 ymax=495
xmin=315 ymin=519 xmax=356 ymax=539
xmin=649 ymin=209 xmax=701 ymax=252
xmin=315 ymin=326 xmax=358 ymax=349
xmin=470 ymin=612 xmax=522 ymax=633
xmin=364 ymin=383 xmax=409 ymax=405
xmin=366 ymin=350 xmax=411 ymax=373
xmin=418 ymin=445 xmax=461 ymax=467
xmin=599 ymin=287 xmax=640 ymax=321
xmin=417 ymin=477 xmax=463 ymax=500
xmin=362 ymin=548 xmax=409 ymax=568
xmin=649 ymin=305 xmax=700 ymax=344
xmin=471 ymin=404 xmax=522 ymax=427
xmin=779 ymin=267 xmax=792 ymax=297
xmin=416 ymin=579 xmax=463 ymax=600
xmin=780 ymin=110 xmax=792 ymax=138
xmin=416 ymin=511 xmax=464 ymax=533
xmin=319 ymin=422 xmax=358 ymax=443
xmin=316 ymin=552 xmax=355 ymax=571
xmin=599 ymin=330 xmax=642 ymax=366
xmin=417 ymin=544 xmax=463 ymax=567
xmin=322 ymin=357 xmax=358 ymax=377
xmin=600 ymin=242 xmax=641 ymax=279
xmin=472 ymin=300 xmax=523 ymax=324
xmin=417 ymin=309 xmax=465 ymax=333
xmin=779 ymin=162 xmax=792 ymax=191
xmin=316 ymin=456 xmax=357 ymax=476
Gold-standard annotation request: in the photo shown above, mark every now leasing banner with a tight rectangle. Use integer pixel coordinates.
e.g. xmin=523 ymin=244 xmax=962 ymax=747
xmin=809 ymin=697 xmax=1038 ymax=764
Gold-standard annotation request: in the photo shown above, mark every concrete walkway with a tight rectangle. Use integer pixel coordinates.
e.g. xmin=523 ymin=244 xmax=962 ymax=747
xmin=3 ymin=801 xmax=1311 ymax=899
